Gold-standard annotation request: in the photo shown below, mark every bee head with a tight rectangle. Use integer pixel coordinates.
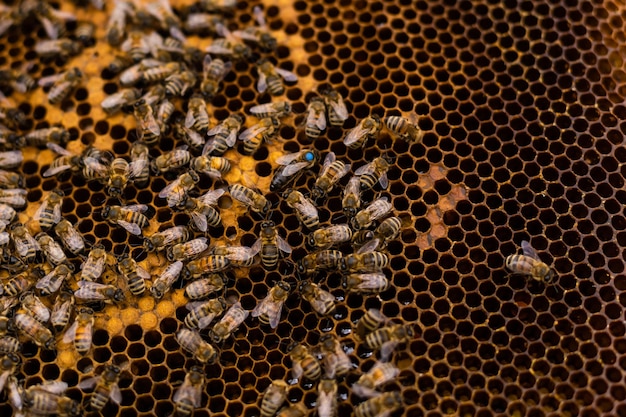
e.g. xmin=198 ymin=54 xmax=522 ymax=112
xmin=343 ymin=206 xmax=357 ymax=218
xmin=143 ymin=238 xmax=155 ymax=252
xmin=306 ymin=233 xmax=317 ymax=247
xmin=166 ymin=248 xmax=175 ymax=262
xmin=101 ymin=206 xmax=111 ymax=219
xmin=545 ymin=268 xmax=556 ymax=283
xmin=113 ymin=289 xmax=125 ymax=302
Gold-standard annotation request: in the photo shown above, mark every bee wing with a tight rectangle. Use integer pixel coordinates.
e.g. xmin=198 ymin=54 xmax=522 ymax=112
xmin=33 ymin=201 xmax=46 ymax=222
xmin=276 ymin=235 xmax=292 ymax=254
xmin=308 ymin=108 xmax=327 ymax=130
xmin=291 ymin=361 xmax=303 ymax=381
xmin=296 ymin=199 xmax=318 ymax=219
xmin=275 ymin=68 xmax=298 ymax=82
xmin=354 ymin=162 xmax=374 ymax=176
xmin=250 ymin=238 xmax=262 ymax=255
xmin=521 ymin=240 xmax=539 ymax=260
xmin=35 ymin=381 xmax=69 ymax=395
xmin=329 ymin=98 xmax=349 ymax=121
xmin=318 ymin=387 xmax=336 ymax=413
xmin=322 ymin=152 xmax=336 ymax=168
xmin=344 ymin=124 xmax=369 ymax=146
xmin=83 ymin=157 xmax=110 ymax=178
xmin=357 ymin=239 xmax=380 ymax=255
xmin=0 ymin=372 xmax=8 ymax=392
xmin=142 ymin=115 xmax=161 ymax=136
xmin=257 ymin=71 xmax=268 ymax=93
xmin=197 ymin=313 xmax=218 ymax=330
xmin=351 ymin=383 xmax=379 ymax=399
xmin=75 ymin=280 xmax=106 ymax=300
xmin=206 ymin=44 xmax=234 ymax=55
xmin=310 ymin=289 xmax=335 ymax=315
xmin=110 ymin=384 xmax=122 ymax=405
xmin=199 ymin=188 xmax=225 ymax=205
xmin=379 ymin=340 xmax=399 ymax=362
xmin=7 ymin=377 xmax=22 ymax=410
xmin=77 ymin=376 xmax=99 ymax=390
xmin=232 ymin=29 xmax=258 ymax=42
xmin=184 ymin=109 xmax=196 ymax=128
xmin=63 ymin=321 xmax=78 ymax=343
xmin=378 ymin=172 xmax=388 ymax=189
xmin=238 ymin=124 xmax=268 ymax=142
xmin=249 ymin=103 xmax=274 ymax=115
xmin=253 ymin=6 xmax=267 ymax=27
xmin=124 ymin=204 xmax=149 ymax=213
xmin=36 ymin=270 xmax=61 ymax=291
xmin=280 ymin=161 xmax=309 ymax=178
xmin=275 ymin=151 xmax=302 ymax=166
xmin=46 ymin=142 xmax=73 ymax=156
xmin=190 ymin=211 xmax=208 ymax=232
xmin=206 ymin=123 xmax=223 ymax=137
xmin=52 ymin=203 xmax=62 ymax=224
xmin=116 ymin=220 xmax=142 ymax=236
xmin=136 ymin=265 xmax=151 ymax=279
xmin=159 ymin=177 xmax=181 ymax=198
xmin=129 ymin=157 xmax=148 ymax=179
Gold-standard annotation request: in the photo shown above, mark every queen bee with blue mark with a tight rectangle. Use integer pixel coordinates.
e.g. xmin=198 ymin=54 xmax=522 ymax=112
xmin=270 ymin=149 xmax=319 ymax=192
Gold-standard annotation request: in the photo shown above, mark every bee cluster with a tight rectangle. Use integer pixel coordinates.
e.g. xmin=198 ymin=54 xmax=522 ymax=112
xmin=0 ymin=0 xmax=621 ymax=417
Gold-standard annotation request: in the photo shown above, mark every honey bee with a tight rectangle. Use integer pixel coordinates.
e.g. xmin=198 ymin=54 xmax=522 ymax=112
xmin=106 ymin=0 xmax=134 ymax=45
xmin=184 ymin=255 xmax=230 ymax=280
xmin=159 ymin=171 xmax=200 ymax=207
xmin=321 ymin=87 xmax=349 ymax=127
xmin=358 ymin=216 xmax=403 ymax=253
xmin=173 ymin=366 xmax=206 ymax=417
xmin=317 ymin=379 xmax=338 ymax=417
xmin=0 ymin=188 xmax=27 ymax=209
xmin=106 ymin=54 xmax=134 ymax=75
xmin=343 ymin=115 xmax=382 ymax=149
xmin=260 ymin=380 xmax=288 ymax=417
xmin=297 ymin=250 xmax=343 ymax=276
xmin=79 ymin=243 xmax=109 ymax=282
xmin=252 ymin=221 xmax=292 ymax=269
xmin=252 ymin=281 xmax=291 ymax=328
xmin=43 ymin=144 xmax=107 ymax=181
xmin=20 ymin=292 xmax=50 ymax=323
xmin=105 ymin=158 xmax=133 ymax=197
xmin=505 ymin=240 xmax=556 ymax=283
xmin=143 ymin=0 xmax=185 ymax=42
xmin=298 ymin=280 xmax=335 ymax=316
xmin=270 ymin=150 xmax=319 ymax=192
xmin=102 ymin=204 xmax=150 ymax=236
xmin=209 ymin=301 xmax=248 ymax=344
xmin=22 ymin=381 xmax=80 ymax=417
xmin=62 ymin=306 xmax=94 ymax=355
xmin=352 ymin=361 xmax=400 ymax=399
xmin=184 ymin=274 xmax=227 ymax=300
xmin=78 ymin=364 xmax=123 ymax=411
xmin=199 ymin=0 xmax=237 ymax=11
xmin=284 ymin=190 xmax=319 ymax=230
xmin=288 ymin=343 xmax=321 ymax=381
xmin=233 ymin=6 xmax=277 ymax=51
xmin=14 ymin=309 xmax=55 ymax=349
xmin=341 ymin=251 xmax=389 ymax=273
xmin=32 ymin=189 xmax=63 ymax=231
xmin=211 ymin=245 xmax=258 ymax=267
xmin=304 ymin=97 xmax=327 ymax=140
xmin=206 ymin=23 xmax=252 ymax=61
xmin=164 ymin=68 xmax=197 ymax=97
xmin=150 ymin=146 xmax=191 ymax=175
xmin=199 ymin=54 xmax=232 ymax=99
xmin=250 ymin=101 xmax=292 ymax=118
xmin=276 ymin=403 xmax=308 ymax=417
xmin=129 ymin=141 xmax=150 ymax=186
xmin=117 ymin=254 xmax=150 ymax=296
xmin=54 ymin=219 xmax=85 ymax=255
xmin=190 ymin=155 xmax=232 ymax=180
xmin=167 ymin=237 xmax=209 ymax=262
xmin=0 ymin=151 xmax=23 ymax=170
xmin=36 ymin=263 xmax=74 ymax=296
xmin=351 ymin=197 xmax=393 ymax=230
xmin=23 ymin=126 xmax=70 ymax=148
xmin=10 ymin=223 xmax=40 ymax=263
xmin=0 ymin=106 xmax=28 ymax=131
xmin=238 ymin=117 xmax=280 ymax=155
xmin=342 ymin=272 xmax=389 ymax=294
xmin=0 ymin=129 xmax=23 ymax=151
xmin=385 ymin=114 xmax=423 ymax=143
xmin=75 ymin=280 xmax=125 ymax=303
xmin=101 ymin=87 xmax=141 ymax=115
xmin=185 ymin=94 xmax=210 ymax=133
xmin=156 ymin=98 xmax=176 ymax=134
xmin=229 ymin=184 xmax=270 ymax=215
xmin=319 ymin=335 xmax=353 ymax=378
xmin=133 ymin=100 xmax=161 ymax=145
xmin=50 ymin=291 xmax=74 ymax=332
xmin=38 ymin=67 xmax=83 ymax=105
xmin=150 ymin=261 xmax=184 ymax=299
xmin=4 ymin=269 xmax=39 ymax=297
xmin=355 ymin=309 xmax=386 ymax=341
xmin=354 ymin=391 xmax=403 ymax=417
xmin=144 ymin=225 xmax=190 ymax=252
xmin=0 ymin=336 xmax=20 ymax=354
xmin=176 ymin=328 xmax=217 ymax=363
xmin=341 ymin=176 xmax=362 ymax=219
xmin=365 ymin=324 xmax=414 ymax=361
xmin=34 ymin=39 xmax=82 ymax=60
xmin=308 ymin=224 xmax=352 ymax=249
xmin=311 ymin=152 xmax=351 ymax=200
xmin=354 ymin=156 xmax=391 ymax=191
xmin=256 ymin=59 xmax=298 ymax=96
xmin=121 ymin=31 xmax=152 ymax=62
xmin=204 ymin=113 xmax=243 ymax=155
xmin=185 ymin=298 xmax=226 ymax=330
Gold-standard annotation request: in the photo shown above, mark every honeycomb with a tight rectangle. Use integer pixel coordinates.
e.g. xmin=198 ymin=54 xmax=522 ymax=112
xmin=0 ymin=0 xmax=625 ymax=416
